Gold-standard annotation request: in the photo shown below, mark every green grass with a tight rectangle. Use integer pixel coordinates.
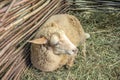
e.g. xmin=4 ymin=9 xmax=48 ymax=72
xmin=21 ymin=11 xmax=120 ymax=80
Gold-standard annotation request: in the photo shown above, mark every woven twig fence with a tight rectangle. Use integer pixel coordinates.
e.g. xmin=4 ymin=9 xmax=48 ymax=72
xmin=0 ymin=0 xmax=69 ymax=80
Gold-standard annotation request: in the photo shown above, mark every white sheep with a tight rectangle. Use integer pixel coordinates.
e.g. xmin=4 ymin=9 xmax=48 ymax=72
xmin=29 ymin=14 xmax=90 ymax=72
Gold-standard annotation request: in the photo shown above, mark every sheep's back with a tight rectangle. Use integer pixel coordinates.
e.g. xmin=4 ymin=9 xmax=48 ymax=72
xmin=44 ymin=14 xmax=86 ymax=46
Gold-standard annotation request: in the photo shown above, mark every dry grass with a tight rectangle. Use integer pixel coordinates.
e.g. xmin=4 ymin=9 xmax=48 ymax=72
xmin=21 ymin=11 xmax=120 ymax=80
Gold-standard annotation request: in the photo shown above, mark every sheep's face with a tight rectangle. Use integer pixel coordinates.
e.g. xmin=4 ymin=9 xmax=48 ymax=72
xmin=50 ymin=32 xmax=78 ymax=55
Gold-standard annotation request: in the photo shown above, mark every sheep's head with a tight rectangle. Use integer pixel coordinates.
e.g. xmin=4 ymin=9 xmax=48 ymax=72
xmin=50 ymin=31 xmax=78 ymax=55
xmin=29 ymin=31 xmax=78 ymax=55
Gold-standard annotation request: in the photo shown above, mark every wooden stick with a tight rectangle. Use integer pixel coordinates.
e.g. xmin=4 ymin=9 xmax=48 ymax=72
xmin=0 ymin=0 xmax=16 ymax=22
xmin=0 ymin=0 xmax=30 ymax=13
xmin=0 ymin=0 xmax=11 ymax=9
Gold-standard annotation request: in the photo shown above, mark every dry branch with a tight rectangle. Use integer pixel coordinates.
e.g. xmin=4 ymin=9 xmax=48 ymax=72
xmin=0 ymin=0 xmax=16 ymax=22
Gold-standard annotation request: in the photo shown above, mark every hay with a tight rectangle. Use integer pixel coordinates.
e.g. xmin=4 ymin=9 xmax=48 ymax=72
xmin=0 ymin=0 xmax=69 ymax=80
xmin=69 ymin=0 xmax=120 ymax=12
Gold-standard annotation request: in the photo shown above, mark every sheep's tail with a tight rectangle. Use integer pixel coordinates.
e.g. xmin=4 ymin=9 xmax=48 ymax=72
xmin=85 ymin=33 xmax=90 ymax=39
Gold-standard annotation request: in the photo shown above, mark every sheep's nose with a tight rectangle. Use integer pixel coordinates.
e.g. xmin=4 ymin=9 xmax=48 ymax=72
xmin=72 ymin=48 xmax=78 ymax=54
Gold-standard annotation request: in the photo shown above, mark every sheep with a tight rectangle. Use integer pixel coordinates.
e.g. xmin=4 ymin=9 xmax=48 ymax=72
xmin=29 ymin=14 xmax=90 ymax=72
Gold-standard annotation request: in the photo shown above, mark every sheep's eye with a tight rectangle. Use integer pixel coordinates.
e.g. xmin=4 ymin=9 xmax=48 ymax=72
xmin=54 ymin=42 xmax=59 ymax=46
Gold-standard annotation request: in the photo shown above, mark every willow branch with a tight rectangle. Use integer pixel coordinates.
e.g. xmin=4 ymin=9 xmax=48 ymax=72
xmin=0 ymin=0 xmax=16 ymax=22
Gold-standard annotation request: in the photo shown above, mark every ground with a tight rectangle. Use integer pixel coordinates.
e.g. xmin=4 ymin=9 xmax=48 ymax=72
xmin=21 ymin=11 xmax=120 ymax=80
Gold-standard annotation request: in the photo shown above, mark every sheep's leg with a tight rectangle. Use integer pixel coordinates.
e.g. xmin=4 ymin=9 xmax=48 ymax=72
xmin=66 ymin=54 xmax=76 ymax=68
xmin=82 ymin=42 xmax=86 ymax=60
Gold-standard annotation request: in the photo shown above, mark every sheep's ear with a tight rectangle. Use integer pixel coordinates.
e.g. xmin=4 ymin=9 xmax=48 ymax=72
xmin=28 ymin=37 xmax=47 ymax=44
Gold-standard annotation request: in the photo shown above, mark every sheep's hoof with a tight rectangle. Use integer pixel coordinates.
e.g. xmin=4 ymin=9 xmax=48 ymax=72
xmin=65 ymin=65 xmax=71 ymax=69
xmin=65 ymin=62 xmax=74 ymax=69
